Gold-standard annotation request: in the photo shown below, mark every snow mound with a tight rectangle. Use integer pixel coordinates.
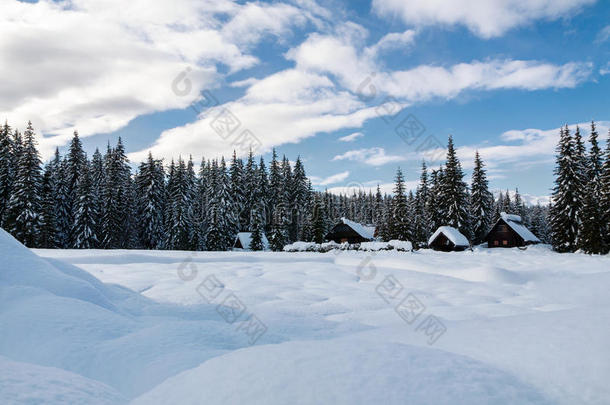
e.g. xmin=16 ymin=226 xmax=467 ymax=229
xmin=0 ymin=356 xmax=126 ymax=404
xmin=133 ymin=338 xmax=551 ymax=405
xmin=0 ymin=228 xmax=117 ymax=310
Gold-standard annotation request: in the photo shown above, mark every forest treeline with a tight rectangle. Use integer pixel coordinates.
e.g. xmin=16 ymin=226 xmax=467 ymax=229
xmin=0 ymin=121 xmax=608 ymax=253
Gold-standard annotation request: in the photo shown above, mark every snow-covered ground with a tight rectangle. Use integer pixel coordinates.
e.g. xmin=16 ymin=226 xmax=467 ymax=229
xmin=2 ymin=228 xmax=609 ymax=404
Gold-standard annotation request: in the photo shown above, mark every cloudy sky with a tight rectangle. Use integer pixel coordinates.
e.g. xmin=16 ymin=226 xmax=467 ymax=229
xmin=1 ymin=0 xmax=609 ymax=199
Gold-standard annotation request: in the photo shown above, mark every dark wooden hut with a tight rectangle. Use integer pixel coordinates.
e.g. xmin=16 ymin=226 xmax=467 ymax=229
xmin=325 ymin=218 xmax=375 ymax=244
xmin=486 ymin=212 xmax=540 ymax=248
xmin=428 ymin=226 xmax=470 ymax=251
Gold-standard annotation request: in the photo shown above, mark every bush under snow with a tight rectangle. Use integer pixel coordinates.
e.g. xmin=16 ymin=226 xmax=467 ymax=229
xmin=284 ymin=240 xmax=413 ymax=252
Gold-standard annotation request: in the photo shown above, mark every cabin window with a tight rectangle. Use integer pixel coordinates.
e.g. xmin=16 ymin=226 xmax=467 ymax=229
xmin=502 ymin=240 xmax=508 ymax=245
xmin=499 ymin=225 xmax=508 ymax=232
xmin=493 ymin=240 xmax=499 ymax=246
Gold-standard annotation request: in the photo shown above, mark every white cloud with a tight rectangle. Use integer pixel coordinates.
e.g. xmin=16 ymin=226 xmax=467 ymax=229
xmin=600 ymin=62 xmax=610 ymax=76
xmin=449 ymin=121 xmax=610 ymax=171
xmin=596 ymin=25 xmax=610 ymax=43
xmin=0 ymin=0 xmax=316 ymax=158
xmin=338 ymin=132 xmax=364 ymax=142
xmin=310 ymin=171 xmax=350 ymax=186
xmin=372 ymin=0 xmax=596 ymax=38
xmin=129 ymin=69 xmax=383 ymax=162
xmin=287 ymin=26 xmax=593 ymax=104
xmin=332 ymin=147 xmax=404 ymax=166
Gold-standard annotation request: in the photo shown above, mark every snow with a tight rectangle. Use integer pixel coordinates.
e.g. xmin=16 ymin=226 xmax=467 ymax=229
xmin=428 ymin=226 xmax=470 ymax=247
xmin=340 ymin=217 xmax=375 ymax=240
xmin=500 ymin=212 xmax=541 ymax=243
xmin=234 ymin=232 xmax=269 ymax=250
xmin=2 ymin=228 xmax=610 ymax=404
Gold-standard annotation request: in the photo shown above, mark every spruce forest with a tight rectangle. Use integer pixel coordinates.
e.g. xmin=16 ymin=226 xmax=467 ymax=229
xmin=0 ymin=120 xmax=608 ymax=254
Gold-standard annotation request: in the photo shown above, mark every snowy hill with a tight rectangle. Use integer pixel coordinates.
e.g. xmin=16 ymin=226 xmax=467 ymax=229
xmin=2 ymin=229 xmax=610 ymax=404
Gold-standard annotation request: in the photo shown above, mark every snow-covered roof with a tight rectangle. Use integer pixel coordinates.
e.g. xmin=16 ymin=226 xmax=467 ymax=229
xmin=234 ymin=232 xmax=269 ymax=250
xmin=340 ymin=217 xmax=375 ymax=240
xmin=428 ymin=226 xmax=470 ymax=247
xmin=499 ymin=212 xmax=540 ymax=243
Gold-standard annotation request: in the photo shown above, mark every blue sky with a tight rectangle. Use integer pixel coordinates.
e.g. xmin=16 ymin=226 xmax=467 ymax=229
xmin=2 ymin=0 xmax=609 ymax=201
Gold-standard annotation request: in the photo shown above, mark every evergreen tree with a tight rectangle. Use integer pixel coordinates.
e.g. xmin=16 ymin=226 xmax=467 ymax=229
xmin=441 ymin=136 xmax=470 ymax=236
xmin=470 ymin=151 xmax=493 ymax=244
xmin=389 ymin=167 xmax=411 ymax=241
xmin=311 ymin=195 xmax=327 ymax=244
xmin=599 ymin=130 xmax=610 ymax=251
xmin=249 ymin=203 xmax=265 ymax=251
xmin=135 ymin=152 xmax=166 ymax=249
xmin=413 ymin=162 xmax=431 ymax=247
xmin=550 ymin=126 xmax=580 ymax=252
xmin=4 ymin=122 xmax=43 ymax=247
xmin=73 ymin=160 xmax=99 ymax=249
xmin=39 ymin=155 xmax=61 ymax=248
xmin=578 ymin=122 xmax=605 ymax=253
xmin=0 ymin=121 xmax=13 ymax=226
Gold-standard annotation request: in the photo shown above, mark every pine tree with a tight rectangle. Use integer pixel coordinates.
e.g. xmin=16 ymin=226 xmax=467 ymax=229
xmin=269 ymin=203 xmax=288 ymax=251
xmin=4 ymin=122 xmax=43 ymax=247
xmin=550 ymin=126 xmax=580 ymax=252
xmin=249 ymin=203 xmax=265 ymax=251
xmin=578 ymin=122 xmax=605 ymax=253
xmin=441 ymin=136 xmax=470 ymax=236
xmin=135 ymin=152 xmax=166 ymax=249
xmin=0 ymin=121 xmax=13 ymax=226
xmin=470 ymin=151 xmax=493 ymax=244
xmin=65 ymin=131 xmax=87 ymax=246
xmin=73 ymin=160 xmax=99 ymax=249
xmin=311 ymin=195 xmax=327 ymax=244
xmin=599 ymin=130 xmax=610 ymax=252
xmin=389 ymin=167 xmax=411 ymax=241
xmin=39 ymin=157 xmax=60 ymax=248
xmin=413 ymin=162 xmax=431 ymax=247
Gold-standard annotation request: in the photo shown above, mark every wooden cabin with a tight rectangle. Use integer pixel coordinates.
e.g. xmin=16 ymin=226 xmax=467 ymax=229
xmin=325 ymin=218 xmax=375 ymax=244
xmin=486 ymin=212 xmax=540 ymax=248
xmin=428 ymin=226 xmax=470 ymax=251
xmin=233 ymin=232 xmax=269 ymax=251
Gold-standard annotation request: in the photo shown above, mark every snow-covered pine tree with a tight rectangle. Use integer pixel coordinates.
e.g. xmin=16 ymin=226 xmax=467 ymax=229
xmin=4 ymin=121 xmax=43 ymax=247
xmin=578 ymin=122 xmax=605 ymax=253
xmin=65 ymin=131 xmax=87 ymax=246
xmin=413 ymin=162 xmax=431 ymax=247
xmin=280 ymin=156 xmax=294 ymax=243
xmin=72 ymin=159 xmax=99 ymax=249
xmin=167 ymin=157 xmax=191 ymax=250
xmin=258 ymin=156 xmax=270 ymax=231
xmin=195 ymin=158 xmax=211 ymax=250
xmin=39 ymin=154 xmax=61 ymax=248
xmin=241 ymin=150 xmax=257 ymax=231
xmin=135 ymin=152 xmax=166 ymax=249
xmin=292 ymin=157 xmax=309 ymax=241
xmin=206 ymin=158 xmax=235 ymax=251
xmin=599 ymin=129 xmax=610 ymax=252
xmin=441 ymin=136 xmax=470 ymax=237
xmin=100 ymin=138 xmax=132 ymax=248
xmin=0 ymin=121 xmax=13 ymax=226
xmin=229 ymin=151 xmax=245 ymax=232
xmin=550 ymin=125 xmax=580 ymax=252
xmin=311 ymin=195 xmax=327 ymax=244
xmin=389 ymin=167 xmax=411 ymax=241
xmin=249 ymin=203 xmax=265 ymax=251
xmin=269 ymin=202 xmax=288 ymax=251
xmin=470 ymin=151 xmax=493 ymax=244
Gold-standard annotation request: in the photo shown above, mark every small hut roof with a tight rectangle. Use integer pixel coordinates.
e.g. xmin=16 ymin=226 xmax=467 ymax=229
xmin=340 ymin=217 xmax=375 ymax=240
xmin=499 ymin=212 xmax=540 ymax=243
xmin=428 ymin=226 xmax=470 ymax=247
